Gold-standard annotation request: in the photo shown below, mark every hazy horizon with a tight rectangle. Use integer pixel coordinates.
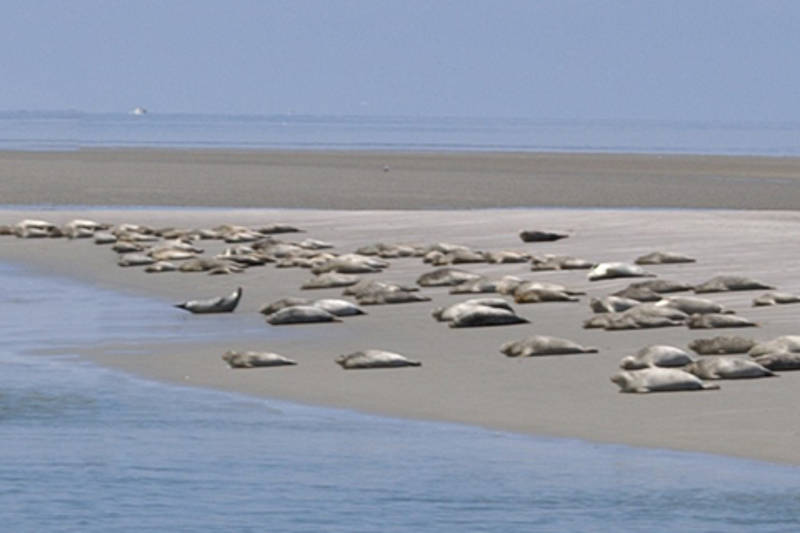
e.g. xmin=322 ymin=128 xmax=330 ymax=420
xmin=4 ymin=1 xmax=800 ymax=122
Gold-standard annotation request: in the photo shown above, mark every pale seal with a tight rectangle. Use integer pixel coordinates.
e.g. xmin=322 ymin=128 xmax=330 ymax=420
xmin=417 ymin=267 xmax=483 ymax=287
xmin=335 ymin=349 xmax=421 ymax=369
xmin=693 ymin=275 xmax=775 ymax=293
xmin=688 ymin=336 xmax=757 ymax=355
xmin=530 ymin=255 xmax=593 ymax=271
xmin=448 ymin=306 xmax=529 ymax=328
xmin=655 ymin=296 xmax=733 ymax=315
xmin=117 ymin=252 xmax=156 ymax=267
xmin=752 ymin=292 xmax=800 ymax=306
xmin=485 ymin=251 xmax=531 ymax=264
xmin=311 ymin=298 xmax=366 ymax=316
xmin=634 ymin=251 xmax=696 ymax=265
xmin=432 ymin=299 xmax=513 ymax=322
xmin=266 ymin=305 xmax=341 ymax=325
xmin=619 ymin=345 xmax=695 ymax=370
xmin=301 ymin=272 xmax=361 ymax=290
xmin=587 ymin=262 xmax=655 ymax=281
xmin=175 ymin=287 xmax=242 ymax=314
xmin=686 ymin=313 xmax=757 ymax=329
xmin=685 ymin=357 xmax=775 ymax=379
xmin=611 ymin=368 xmax=720 ymax=393
xmin=583 ymin=304 xmax=687 ymax=330
xmin=747 ymin=335 xmax=800 ymax=357
xmin=513 ymin=287 xmax=579 ymax=303
xmin=500 ymin=335 xmax=598 ymax=357
xmin=222 ymin=351 xmax=298 ymax=368
xmin=259 ymin=297 xmax=313 ymax=315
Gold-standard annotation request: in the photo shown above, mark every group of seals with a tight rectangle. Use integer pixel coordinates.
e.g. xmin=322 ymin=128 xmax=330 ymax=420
xmin=222 ymin=349 xmax=421 ymax=370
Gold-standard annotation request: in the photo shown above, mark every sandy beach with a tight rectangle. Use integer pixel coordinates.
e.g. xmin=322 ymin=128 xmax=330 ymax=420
xmin=3 ymin=149 xmax=800 ymax=465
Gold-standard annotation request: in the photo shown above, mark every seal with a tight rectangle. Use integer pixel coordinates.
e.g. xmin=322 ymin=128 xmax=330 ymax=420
xmin=583 ymin=304 xmax=687 ymax=330
xmin=301 ymin=272 xmax=361 ymax=290
xmin=311 ymin=298 xmax=366 ymax=316
xmin=693 ymin=275 xmax=775 ymax=293
xmin=530 ymin=255 xmax=593 ymax=271
xmin=485 ymin=251 xmax=531 ymax=264
xmin=222 ymin=350 xmax=298 ymax=368
xmin=448 ymin=305 xmax=529 ymax=328
xmin=611 ymin=286 xmax=662 ymax=302
xmin=265 ymin=305 xmax=341 ymax=325
xmin=655 ymin=296 xmax=733 ymax=315
xmin=589 ymin=296 xmax=640 ymax=313
xmin=619 ymin=345 xmax=695 ymax=370
xmin=688 ymin=336 xmax=757 ymax=355
xmin=587 ymin=262 xmax=655 ymax=281
xmin=686 ymin=313 xmax=757 ymax=329
xmin=417 ymin=267 xmax=483 ymax=287
xmin=335 ymin=349 xmax=421 ymax=369
xmin=117 ymin=252 xmax=156 ymax=267
xmin=685 ymin=357 xmax=775 ymax=379
xmin=259 ymin=297 xmax=313 ymax=315
xmin=500 ymin=335 xmax=598 ymax=357
xmin=512 ymin=281 xmax=585 ymax=298
xmin=748 ymin=335 xmax=800 ymax=357
xmin=175 ymin=287 xmax=242 ymax=314
xmin=610 ymin=368 xmax=720 ymax=393
xmin=433 ymin=299 xmax=513 ymax=322
xmin=752 ymin=292 xmax=800 ymax=306
xmin=634 ymin=251 xmax=696 ymax=265
xmin=519 ymin=230 xmax=569 ymax=242
xmin=751 ymin=352 xmax=800 ymax=371
xmin=627 ymin=279 xmax=694 ymax=293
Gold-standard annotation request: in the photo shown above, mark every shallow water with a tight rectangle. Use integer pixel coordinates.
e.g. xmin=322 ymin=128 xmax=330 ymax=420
xmin=1 ymin=262 xmax=800 ymax=532
xmin=3 ymin=111 xmax=800 ymax=156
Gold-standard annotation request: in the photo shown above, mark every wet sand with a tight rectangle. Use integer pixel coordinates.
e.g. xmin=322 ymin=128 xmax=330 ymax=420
xmin=3 ymin=149 xmax=800 ymax=465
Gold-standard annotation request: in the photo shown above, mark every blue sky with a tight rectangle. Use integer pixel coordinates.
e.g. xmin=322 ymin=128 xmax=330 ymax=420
xmin=3 ymin=1 xmax=799 ymax=121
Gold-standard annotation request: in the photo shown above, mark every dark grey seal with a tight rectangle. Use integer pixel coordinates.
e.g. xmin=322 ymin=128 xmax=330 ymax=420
xmin=634 ymin=251 xmax=696 ymax=265
xmin=175 ymin=287 xmax=242 ymax=314
xmin=519 ymin=230 xmax=569 ymax=242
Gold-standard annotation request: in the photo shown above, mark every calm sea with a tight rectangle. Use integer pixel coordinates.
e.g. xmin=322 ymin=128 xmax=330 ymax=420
xmin=3 ymin=114 xmax=800 ymax=531
xmin=2 ymin=110 xmax=800 ymax=155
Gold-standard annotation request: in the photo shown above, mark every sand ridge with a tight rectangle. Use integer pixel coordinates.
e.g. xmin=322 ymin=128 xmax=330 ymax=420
xmin=3 ymin=204 xmax=800 ymax=465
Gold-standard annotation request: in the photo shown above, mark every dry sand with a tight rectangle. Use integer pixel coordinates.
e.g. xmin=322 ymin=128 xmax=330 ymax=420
xmin=3 ymin=149 xmax=800 ymax=465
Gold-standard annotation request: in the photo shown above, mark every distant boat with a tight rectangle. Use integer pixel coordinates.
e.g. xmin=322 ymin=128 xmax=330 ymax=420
xmin=130 ymin=107 xmax=147 ymax=116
